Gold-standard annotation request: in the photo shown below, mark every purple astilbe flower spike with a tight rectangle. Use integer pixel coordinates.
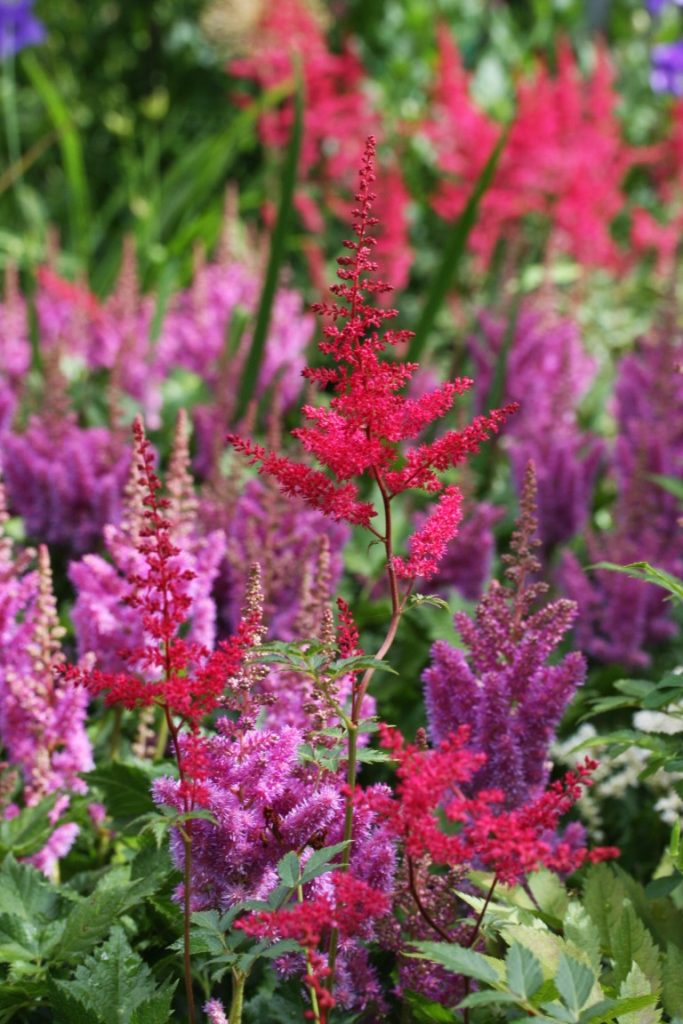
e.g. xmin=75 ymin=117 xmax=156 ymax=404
xmin=69 ymin=412 xmax=225 ymax=671
xmin=2 ymin=417 xmax=131 ymax=554
xmin=470 ymin=301 xmax=600 ymax=547
xmin=205 ymin=475 xmax=349 ymax=643
xmin=423 ymin=464 xmax=585 ymax=807
xmin=0 ymin=0 xmax=45 ymax=58
xmin=560 ymin=335 xmax=683 ymax=666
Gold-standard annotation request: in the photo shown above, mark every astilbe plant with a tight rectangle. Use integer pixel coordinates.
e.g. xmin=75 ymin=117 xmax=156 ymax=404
xmin=228 ymin=134 xmax=516 ymax=994
xmin=0 ymin=483 xmax=92 ymax=876
xmin=371 ymin=723 xmax=618 ymax=1008
xmin=64 ymin=417 xmax=259 ymax=1024
xmin=561 ymin=334 xmax=683 ymax=666
xmin=423 ymin=463 xmax=587 ymax=809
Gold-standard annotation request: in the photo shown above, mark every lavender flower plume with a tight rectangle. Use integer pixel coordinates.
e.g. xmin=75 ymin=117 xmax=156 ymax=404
xmin=560 ymin=335 xmax=683 ymax=666
xmin=651 ymin=41 xmax=683 ymax=95
xmin=423 ymin=464 xmax=585 ymax=807
xmin=470 ymin=301 xmax=600 ymax=546
xmin=2 ymin=415 xmax=131 ymax=554
xmin=0 ymin=532 xmax=92 ymax=875
xmin=205 ymin=475 xmax=348 ymax=643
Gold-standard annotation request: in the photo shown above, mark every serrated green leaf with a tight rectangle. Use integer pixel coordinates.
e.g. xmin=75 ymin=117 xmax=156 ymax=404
xmin=0 ymin=793 xmax=59 ymax=857
xmin=0 ymin=855 xmax=60 ymax=922
xmin=356 ymin=747 xmax=392 ymax=764
xmin=506 ymin=942 xmax=544 ymax=999
xmin=618 ymin=963 xmax=661 ymax=1024
xmin=583 ymin=865 xmax=625 ymax=952
xmin=411 ymin=941 xmax=500 ymax=984
xmin=49 ymin=979 xmax=99 ymax=1024
xmin=299 ymin=842 xmax=349 ymax=884
xmin=555 ymin=953 xmax=595 ymax=1013
xmin=277 ymin=852 xmax=300 ymax=888
xmin=612 ymin=903 xmax=661 ymax=993
xmin=579 ymin=996 xmax=660 ymax=1024
xmin=590 ymin=562 xmax=683 ymax=604
xmin=54 ymin=873 xmax=158 ymax=962
xmin=457 ymin=990 xmax=519 ymax=1008
xmin=56 ymin=926 xmax=176 ymax=1024
xmin=661 ymin=942 xmax=683 ymax=1017
xmin=645 ymin=873 xmax=683 ymax=900
xmin=564 ymin=903 xmax=602 ymax=976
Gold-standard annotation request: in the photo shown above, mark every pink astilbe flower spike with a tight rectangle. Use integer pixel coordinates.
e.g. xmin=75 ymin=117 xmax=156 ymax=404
xmin=228 ymin=137 xmax=516 ymax=580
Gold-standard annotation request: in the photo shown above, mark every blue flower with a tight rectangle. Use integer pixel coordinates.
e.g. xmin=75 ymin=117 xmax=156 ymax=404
xmin=651 ymin=39 xmax=683 ymax=93
xmin=648 ymin=0 xmax=683 ymax=15
xmin=0 ymin=0 xmax=45 ymax=59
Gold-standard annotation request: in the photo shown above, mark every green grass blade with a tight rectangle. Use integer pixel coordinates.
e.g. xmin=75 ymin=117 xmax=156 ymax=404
xmin=21 ymin=52 xmax=91 ymax=266
xmin=234 ymin=76 xmax=303 ymax=421
xmin=408 ymin=129 xmax=507 ymax=363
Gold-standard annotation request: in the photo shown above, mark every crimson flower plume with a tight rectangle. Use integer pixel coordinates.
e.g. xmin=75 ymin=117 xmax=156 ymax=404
xmin=228 ymin=136 xmax=516 ymax=581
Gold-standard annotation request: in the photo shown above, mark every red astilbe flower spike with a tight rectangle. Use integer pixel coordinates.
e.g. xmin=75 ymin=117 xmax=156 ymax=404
xmin=228 ymin=137 xmax=516 ymax=581
xmin=376 ymin=726 xmax=618 ymax=887
xmin=64 ymin=419 xmax=259 ymax=733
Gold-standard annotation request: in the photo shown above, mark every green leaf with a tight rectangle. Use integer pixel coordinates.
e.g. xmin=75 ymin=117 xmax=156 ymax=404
xmin=579 ymin=997 xmax=659 ymax=1024
xmin=618 ymin=963 xmax=661 ymax=1024
xmin=0 ymin=793 xmax=60 ymax=858
xmin=300 ymin=842 xmax=349 ymax=884
xmin=554 ymin=953 xmax=595 ymax=1013
xmin=21 ymin=52 xmax=91 ymax=263
xmin=645 ymin=873 xmax=683 ymax=900
xmin=457 ymin=990 xmax=519 ymax=1009
xmin=277 ymin=852 xmax=301 ymax=889
xmin=85 ymin=762 xmax=160 ymax=821
xmin=564 ymin=903 xmax=602 ymax=976
xmin=0 ymin=855 xmax=60 ymax=923
xmin=411 ymin=941 xmax=500 ymax=984
xmin=408 ymin=128 xmax=507 ymax=362
xmin=589 ymin=562 xmax=683 ymax=604
xmin=54 ymin=926 xmax=175 ymax=1024
xmin=54 ymin=872 xmax=159 ymax=962
xmin=661 ymin=942 xmax=683 ymax=1018
xmin=583 ymin=864 xmax=625 ymax=951
xmin=507 ymin=942 xmax=544 ymax=999
xmin=611 ymin=902 xmax=661 ymax=993
xmin=235 ymin=73 xmax=303 ymax=421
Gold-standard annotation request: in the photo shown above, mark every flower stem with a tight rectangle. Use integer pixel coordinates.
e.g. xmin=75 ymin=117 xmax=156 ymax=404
xmin=229 ymin=967 xmax=246 ymax=1024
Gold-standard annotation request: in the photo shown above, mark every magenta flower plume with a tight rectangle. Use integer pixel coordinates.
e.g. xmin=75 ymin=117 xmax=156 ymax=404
xmin=228 ymin=137 xmax=516 ymax=580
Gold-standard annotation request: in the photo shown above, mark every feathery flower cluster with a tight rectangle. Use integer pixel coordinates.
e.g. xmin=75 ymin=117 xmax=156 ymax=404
xmin=66 ymin=418 xmax=255 ymax=746
xmin=211 ymin=476 xmax=348 ymax=643
xmin=425 ymin=32 xmax=639 ymax=270
xmin=229 ymin=0 xmax=411 ymax=290
xmin=69 ymin=412 xmax=225 ymax=673
xmin=470 ymin=302 xmax=601 ymax=548
xmin=375 ymin=724 xmax=617 ymax=886
xmin=228 ymin=137 xmax=515 ymax=579
xmin=423 ymin=465 xmax=586 ymax=807
xmin=0 ymin=498 xmax=92 ymax=874
xmin=561 ymin=335 xmax=683 ymax=666
xmin=2 ymin=415 xmax=130 ymax=553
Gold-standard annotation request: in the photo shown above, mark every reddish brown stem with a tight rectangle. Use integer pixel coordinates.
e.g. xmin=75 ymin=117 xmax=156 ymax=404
xmin=406 ymin=855 xmax=453 ymax=943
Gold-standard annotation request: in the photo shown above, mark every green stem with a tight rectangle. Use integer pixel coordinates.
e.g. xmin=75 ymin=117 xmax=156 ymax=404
xmin=229 ymin=967 xmax=246 ymax=1024
xmin=328 ymin=471 xmax=406 ymax=986
xmin=154 ymin=706 xmax=170 ymax=760
xmin=181 ymin=830 xmax=197 ymax=1024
